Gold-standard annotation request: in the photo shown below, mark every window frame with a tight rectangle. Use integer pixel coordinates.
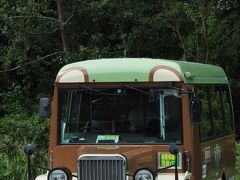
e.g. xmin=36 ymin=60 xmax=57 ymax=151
xmin=56 ymin=84 xmax=184 ymax=145
xmin=196 ymin=85 xmax=235 ymax=142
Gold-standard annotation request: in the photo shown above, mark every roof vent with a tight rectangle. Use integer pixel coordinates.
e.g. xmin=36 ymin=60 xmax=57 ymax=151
xmin=184 ymin=72 xmax=192 ymax=79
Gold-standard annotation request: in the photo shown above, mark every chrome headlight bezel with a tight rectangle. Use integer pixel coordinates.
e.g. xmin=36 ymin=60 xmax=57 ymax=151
xmin=47 ymin=167 xmax=72 ymax=180
xmin=134 ymin=168 xmax=154 ymax=180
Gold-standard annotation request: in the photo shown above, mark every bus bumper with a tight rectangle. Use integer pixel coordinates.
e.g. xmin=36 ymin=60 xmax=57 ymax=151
xmin=156 ymin=172 xmax=192 ymax=180
xmin=36 ymin=171 xmax=191 ymax=180
xmin=35 ymin=173 xmax=78 ymax=180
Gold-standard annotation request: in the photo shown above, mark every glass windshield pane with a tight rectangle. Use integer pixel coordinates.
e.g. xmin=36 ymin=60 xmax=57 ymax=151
xmin=59 ymin=87 xmax=183 ymax=144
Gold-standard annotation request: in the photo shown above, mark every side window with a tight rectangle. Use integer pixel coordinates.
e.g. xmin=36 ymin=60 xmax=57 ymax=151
xmin=198 ymin=88 xmax=213 ymax=139
xmin=221 ymin=87 xmax=234 ymax=132
xmin=198 ymin=86 xmax=234 ymax=141
xmin=209 ymin=87 xmax=223 ymax=136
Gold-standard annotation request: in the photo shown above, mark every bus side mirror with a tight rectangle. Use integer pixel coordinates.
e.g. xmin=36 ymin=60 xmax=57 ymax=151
xmin=39 ymin=98 xmax=50 ymax=118
xmin=190 ymin=99 xmax=202 ymax=124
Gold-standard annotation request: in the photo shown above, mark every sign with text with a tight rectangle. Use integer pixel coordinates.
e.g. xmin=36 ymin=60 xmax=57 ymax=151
xmin=157 ymin=152 xmax=182 ymax=169
xmin=96 ymin=135 xmax=119 ymax=143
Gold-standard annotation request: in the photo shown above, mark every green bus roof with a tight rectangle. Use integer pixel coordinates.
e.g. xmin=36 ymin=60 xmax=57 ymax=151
xmin=56 ymin=58 xmax=228 ymax=84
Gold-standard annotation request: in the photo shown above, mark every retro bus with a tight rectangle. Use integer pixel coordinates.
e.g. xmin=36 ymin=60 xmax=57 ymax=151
xmin=35 ymin=58 xmax=235 ymax=180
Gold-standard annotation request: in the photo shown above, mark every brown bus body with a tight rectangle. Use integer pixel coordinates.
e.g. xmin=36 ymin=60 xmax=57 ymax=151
xmin=37 ymin=58 xmax=235 ymax=180
xmin=46 ymin=83 xmax=235 ymax=180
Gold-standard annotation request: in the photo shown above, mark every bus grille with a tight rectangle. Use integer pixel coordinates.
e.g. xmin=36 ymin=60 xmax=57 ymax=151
xmin=78 ymin=154 xmax=127 ymax=180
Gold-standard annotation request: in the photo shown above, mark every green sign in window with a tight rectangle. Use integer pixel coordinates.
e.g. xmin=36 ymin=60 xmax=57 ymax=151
xmin=96 ymin=135 xmax=119 ymax=143
xmin=158 ymin=153 xmax=182 ymax=169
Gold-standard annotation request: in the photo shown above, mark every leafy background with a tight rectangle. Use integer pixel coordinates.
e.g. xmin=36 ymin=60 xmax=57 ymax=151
xmin=0 ymin=0 xmax=239 ymax=179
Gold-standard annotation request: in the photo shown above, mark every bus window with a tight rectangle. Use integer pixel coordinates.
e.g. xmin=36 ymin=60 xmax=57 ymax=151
xmin=221 ymin=87 xmax=234 ymax=133
xmin=58 ymin=88 xmax=183 ymax=144
xmin=164 ymin=95 xmax=182 ymax=142
xmin=198 ymin=86 xmax=234 ymax=141
xmin=210 ymin=87 xmax=223 ymax=136
xmin=197 ymin=88 xmax=212 ymax=139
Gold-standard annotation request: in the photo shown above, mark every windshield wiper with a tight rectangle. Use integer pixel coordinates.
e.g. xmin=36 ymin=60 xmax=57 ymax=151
xmin=119 ymin=83 xmax=148 ymax=94
xmin=78 ymin=84 xmax=110 ymax=95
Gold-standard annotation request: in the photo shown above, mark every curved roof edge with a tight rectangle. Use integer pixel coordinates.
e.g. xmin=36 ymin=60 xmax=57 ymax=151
xmin=56 ymin=58 xmax=229 ymax=84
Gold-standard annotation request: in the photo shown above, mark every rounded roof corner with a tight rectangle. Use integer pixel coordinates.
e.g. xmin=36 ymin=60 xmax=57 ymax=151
xmin=56 ymin=58 xmax=228 ymax=84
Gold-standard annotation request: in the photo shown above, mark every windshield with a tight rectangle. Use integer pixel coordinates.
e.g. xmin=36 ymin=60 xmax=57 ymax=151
xmin=59 ymin=86 xmax=183 ymax=144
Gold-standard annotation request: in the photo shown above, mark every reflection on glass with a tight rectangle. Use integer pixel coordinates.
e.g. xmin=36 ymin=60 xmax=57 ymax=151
xmin=59 ymin=87 xmax=183 ymax=144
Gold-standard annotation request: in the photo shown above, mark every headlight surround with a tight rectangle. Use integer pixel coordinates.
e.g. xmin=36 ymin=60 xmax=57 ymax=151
xmin=47 ymin=167 xmax=72 ymax=180
xmin=134 ymin=168 xmax=154 ymax=180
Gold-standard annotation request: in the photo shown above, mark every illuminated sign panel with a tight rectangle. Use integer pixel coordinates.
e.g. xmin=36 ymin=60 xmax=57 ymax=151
xmin=157 ymin=153 xmax=182 ymax=169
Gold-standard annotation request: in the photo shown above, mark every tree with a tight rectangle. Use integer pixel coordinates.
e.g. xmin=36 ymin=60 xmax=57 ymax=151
xmin=0 ymin=0 xmax=240 ymax=177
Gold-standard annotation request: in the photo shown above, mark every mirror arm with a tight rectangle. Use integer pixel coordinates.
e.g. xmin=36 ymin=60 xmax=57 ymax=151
xmin=169 ymin=143 xmax=179 ymax=180
xmin=174 ymin=153 xmax=179 ymax=180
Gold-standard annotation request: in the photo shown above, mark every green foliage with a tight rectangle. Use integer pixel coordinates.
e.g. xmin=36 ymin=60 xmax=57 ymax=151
xmin=236 ymin=142 xmax=240 ymax=178
xmin=0 ymin=114 xmax=49 ymax=179
xmin=0 ymin=0 xmax=239 ymax=178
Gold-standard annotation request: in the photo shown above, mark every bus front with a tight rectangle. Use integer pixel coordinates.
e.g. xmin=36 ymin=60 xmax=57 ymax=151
xmin=38 ymin=58 xmax=194 ymax=180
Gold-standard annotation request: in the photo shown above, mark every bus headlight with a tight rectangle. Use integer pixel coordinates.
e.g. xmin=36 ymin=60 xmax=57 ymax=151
xmin=134 ymin=169 xmax=154 ymax=180
xmin=47 ymin=167 xmax=72 ymax=180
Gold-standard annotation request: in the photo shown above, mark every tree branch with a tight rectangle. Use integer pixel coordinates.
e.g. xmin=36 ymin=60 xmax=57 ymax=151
xmin=57 ymin=0 xmax=70 ymax=54
xmin=218 ymin=26 xmax=238 ymax=43
xmin=167 ymin=22 xmax=197 ymax=60
xmin=2 ymin=15 xmax=59 ymax=23
xmin=62 ymin=12 xmax=74 ymax=26
xmin=79 ymin=1 xmax=121 ymax=19
xmin=200 ymin=2 xmax=210 ymax=64
xmin=29 ymin=28 xmax=61 ymax=35
xmin=0 ymin=51 xmax=64 ymax=73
